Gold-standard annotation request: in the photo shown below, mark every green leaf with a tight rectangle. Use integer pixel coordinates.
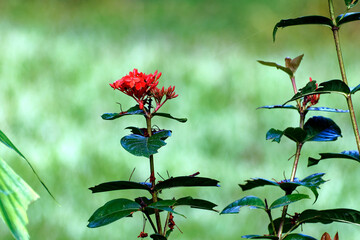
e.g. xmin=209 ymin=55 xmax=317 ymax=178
xmin=152 ymin=112 xmax=187 ymax=123
xmin=351 ymin=83 xmax=360 ymax=94
xmin=259 ymin=105 xmax=348 ymax=113
xmin=154 ymin=176 xmax=219 ymax=191
xmin=273 ymin=16 xmax=334 ymax=41
xmin=266 ymin=128 xmax=284 ymax=143
xmin=239 ymin=173 xmax=326 ymax=201
xmin=269 ymin=217 xmax=294 ymax=235
xmin=257 ymin=60 xmax=293 ymax=77
xmin=151 ymin=234 xmax=168 ymax=240
xmin=283 ymin=234 xmax=317 ymax=240
xmin=303 ymin=116 xmax=342 ymax=142
xmin=174 ymin=196 xmax=217 ymax=212
xmin=147 ymin=200 xmax=185 ymax=217
xmin=298 ymin=208 xmax=360 ymax=226
xmin=87 ymin=198 xmax=140 ymax=228
xmin=220 ymin=196 xmax=265 ymax=214
xmin=121 ymin=130 xmax=171 ymax=158
xmin=344 ymin=0 xmax=359 ymax=9
xmin=269 ymin=194 xmax=309 ymax=209
xmin=308 ymin=150 xmax=360 ymax=166
xmin=286 ymin=80 xmax=350 ymax=104
xmin=0 ymin=130 xmax=55 ymax=201
xmin=101 ymin=105 xmax=144 ymax=120
xmin=89 ymin=181 xmax=151 ymax=193
xmin=242 ymin=236 xmax=278 ymax=239
xmin=284 ymin=127 xmax=307 ymax=143
xmin=0 ymin=157 xmax=39 ymax=240
xmin=337 ymin=12 xmax=360 ymax=26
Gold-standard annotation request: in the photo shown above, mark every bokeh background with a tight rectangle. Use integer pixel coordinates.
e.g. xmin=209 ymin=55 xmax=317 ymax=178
xmin=1 ymin=0 xmax=360 ymax=239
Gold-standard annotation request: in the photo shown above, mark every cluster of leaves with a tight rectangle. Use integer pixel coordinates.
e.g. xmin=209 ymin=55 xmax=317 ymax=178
xmin=221 ymin=0 xmax=360 ymax=238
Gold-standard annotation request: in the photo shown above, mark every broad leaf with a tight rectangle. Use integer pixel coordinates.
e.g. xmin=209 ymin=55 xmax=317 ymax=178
xmin=174 ymin=196 xmax=217 ymax=212
xmin=154 ymin=176 xmax=219 ymax=191
xmin=220 ymin=196 xmax=265 ymax=214
xmin=273 ymin=16 xmax=334 ymax=41
xmin=242 ymin=236 xmax=278 ymax=239
xmin=286 ymin=80 xmax=350 ymax=104
xmin=147 ymin=200 xmax=185 ymax=217
xmin=351 ymin=84 xmax=360 ymax=94
xmin=337 ymin=12 xmax=360 ymax=26
xmin=269 ymin=217 xmax=293 ymax=235
xmin=284 ymin=127 xmax=307 ymax=143
xmin=151 ymin=234 xmax=167 ymax=240
xmin=303 ymin=116 xmax=342 ymax=142
xmin=298 ymin=208 xmax=360 ymax=225
xmin=257 ymin=60 xmax=293 ymax=77
xmin=0 ymin=157 xmax=39 ymax=240
xmin=101 ymin=105 xmax=144 ymax=120
xmin=121 ymin=130 xmax=171 ymax=157
xmin=152 ymin=112 xmax=187 ymax=123
xmin=87 ymin=198 xmax=140 ymax=228
xmin=239 ymin=173 xmax=326 ymax=201
xmin=89 ymin=181 xmax=151 ymax=193
xmin=283 ymin=234 xmax=317 ymax=240
xmin=266 ymin=128 xmax=283 ymax=143
xmin=269 ymin=194 xmax=309 ymax=209
xmin=344 ymin=0 xmax=359 ymax=9
xmin=308 ymin=150 xmax=360 ymax=166
xmin=258 ymin=105 xmax=348 ymax=113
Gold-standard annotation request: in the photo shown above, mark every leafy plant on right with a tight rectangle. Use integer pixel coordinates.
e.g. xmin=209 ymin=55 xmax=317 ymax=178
xmin=221 ymin=1 xmax=360 ymax=239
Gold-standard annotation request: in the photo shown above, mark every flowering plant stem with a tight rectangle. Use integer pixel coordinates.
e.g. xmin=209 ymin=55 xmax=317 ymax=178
xmin=328 ymin=0 xmax=360 ymax=152
xmin=146 ymin=116 xmax=163 ymax=235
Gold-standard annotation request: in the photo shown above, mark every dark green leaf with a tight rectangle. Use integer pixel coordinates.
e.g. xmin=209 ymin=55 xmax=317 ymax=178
xmin=273 ymin=16 xmax=333 ymax=41
xmin=89 ymin=181 xmax=151 ymax=193
xmin=266 ymin=128 xmax=284 ymax=143
xmin=269 ymin=194 xmax=310 ymax=209
xmin=240 ymin=173 xmax=326 ymax=201
xmin=351 ymin=84 xmax=360 ymax=94
xmin=303 ymin=116 xmax=342 ymax=142
xmin=257 ymin=60 xmax=293 ymax=77
xmin=151 ymin=234 xmax=167 ymax=240
xmin=283 ymin=234 xmax=317 ymax=240
xmin=220 ymin=196 xmax=265 ymax=214
xmin=0 ymin=157 xmax=39 ymax=240
xmin=101 ymin=105 xmax=144 ymax=120
xmin=153 ymin=112 xmax=187 ymax=123
xmin=174 ymin=196 xmax=217 ymax=212
xmin=258 ymin=105 xmax=298 ymax=110
xmin=0 ymin=130 xmax=55 ymax=201
xmin=337 ymin=12 xmax=360 ymax=26
xmin=242 ymin=236 xmax=278 ymax=240
xmin=147 ymin=200 xmax=185 ymax=217
xmin=284 ymin=127 xmax=307 ymax=143
xmin=154 ymin=176 xmax=219 ymax=191
xmin=308 ymin=150 xmax=360 ymax=166
xmin=125 ymin=126 xmax=146 ymax=135
xmin=286 ymin=80 xmax=349 ymax=104
xmin=87 ymin=198 xmax=140 ymax=228
xmin=121 ymin=130 xmax=171 ymax=157
xmin=344 ymin=0 xmax=359 ymax=9
xmin=307 ymin=107 xmax=348 ymax=113
xmin=298 ymin=208 xmax=360 ymax=226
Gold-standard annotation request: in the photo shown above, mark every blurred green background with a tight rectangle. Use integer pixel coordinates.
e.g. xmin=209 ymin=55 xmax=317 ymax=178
xmin=1 ymin=0 xmax=360 ymax=239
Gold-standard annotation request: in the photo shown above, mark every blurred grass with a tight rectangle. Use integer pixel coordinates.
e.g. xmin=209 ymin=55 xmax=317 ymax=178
xmin=1 ymin=0 xmax=360 ymax=239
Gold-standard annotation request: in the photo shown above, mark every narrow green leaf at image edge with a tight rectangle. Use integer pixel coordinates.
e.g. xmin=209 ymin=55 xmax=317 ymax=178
xmin=0 ymin=157 xmax=39 ymax=240
xmin=0 ymin=130 xmax=55 ymax=201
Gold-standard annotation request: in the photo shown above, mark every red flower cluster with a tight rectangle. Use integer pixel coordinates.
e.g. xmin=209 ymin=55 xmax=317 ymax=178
xmin=110 ymin=68 xmax=178 ymax=114
xmin=168 ymin=213 xmax=175 ymax=230
xmin=303 ymin=77 xmax=320 ymax=108
xmin=110 ymin=69 xmax=161 ymax=109
xmin=137 ymin=231 xmax=148 ymax=238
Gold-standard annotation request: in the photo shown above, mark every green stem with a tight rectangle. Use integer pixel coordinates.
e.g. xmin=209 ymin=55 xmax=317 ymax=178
xmin=145 ymin=212 xmax=158 ymax=233
xmin=146 ymin=116 xmax=163 ymax=235
xmin=277 ymin=112 xmax=305 ymax=239
xmin=265 ymin=199 xmax=276 ymax=235
xmin=328 ymin=0 xmax=360 ymax=152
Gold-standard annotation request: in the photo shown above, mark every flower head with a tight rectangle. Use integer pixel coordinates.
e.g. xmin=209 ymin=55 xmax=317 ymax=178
xmin=110 ymin=69 xmax=161 ymax=109
xmin=137 ymin=231 xmax=148 ymax=238
xmin=303 ymin=77 xmax=320 ymax=108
